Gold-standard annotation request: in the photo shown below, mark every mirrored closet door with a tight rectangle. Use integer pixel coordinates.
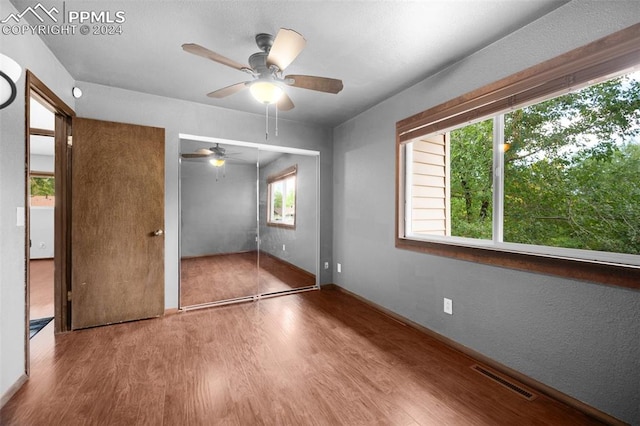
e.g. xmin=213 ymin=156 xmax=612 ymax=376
xmin=180 ymin=141 xmax=259 ymax=307
xmin=258 ymin=151 xmax=318 ymax=296
xmin=179 ymin=137 xmax=319 ymax=309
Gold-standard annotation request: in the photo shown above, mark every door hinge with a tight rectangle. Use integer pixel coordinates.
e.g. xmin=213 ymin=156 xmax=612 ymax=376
xmin=67 ymin=136 xmax=73 ymax=147
xmin=67 ymin=291 xmax=72 ymax=301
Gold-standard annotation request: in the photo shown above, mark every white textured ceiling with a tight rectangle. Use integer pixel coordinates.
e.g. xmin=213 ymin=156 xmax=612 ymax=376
xmin=10 ymin=0 xmax=567 ymax=126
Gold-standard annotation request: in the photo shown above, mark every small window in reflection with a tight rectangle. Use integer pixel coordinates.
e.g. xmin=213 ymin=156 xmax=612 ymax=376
xmin=267 ymin=165 xmax=297 ymax=229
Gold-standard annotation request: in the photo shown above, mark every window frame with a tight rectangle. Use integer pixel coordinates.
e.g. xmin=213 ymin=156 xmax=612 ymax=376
xmin=396 ymin=23 xmax=640 ymax=290
xmin=266 ymin=164 xmax=297 ymax=229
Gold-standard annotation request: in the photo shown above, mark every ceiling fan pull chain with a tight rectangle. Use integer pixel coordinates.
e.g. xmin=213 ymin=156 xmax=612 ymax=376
xmin=275 ymin=102 xmax=279 ymax=137
xmin=265 ymin=104 xmax=269 ymax=141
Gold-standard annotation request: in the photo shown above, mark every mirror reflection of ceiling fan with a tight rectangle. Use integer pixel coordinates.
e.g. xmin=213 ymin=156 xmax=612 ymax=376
xmin=181 ymin=143 xmax=232 ymax=167
xmin=182 ymin=28 xmax=344 ymax=110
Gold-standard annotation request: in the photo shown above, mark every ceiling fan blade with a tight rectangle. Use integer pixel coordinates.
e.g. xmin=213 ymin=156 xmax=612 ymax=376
xmin=207 ymin=82 xmax=248 ymax=98
xmin=182 ymin=43 xmax=249 ymax=71
xmin=277 ymin=92 xmax=295 ymax=111
xmin=181 ymin=148 xmax=213 ymax=158
xmin=285 ymin=75 xmax=344 ymax=94
xmin=267 ymin=28 xmax=306 ymax=71
xmin=181 ymin=153 xmax=209 ymax=158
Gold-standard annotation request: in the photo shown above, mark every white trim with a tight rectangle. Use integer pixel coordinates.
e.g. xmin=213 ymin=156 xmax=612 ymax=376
xmin=179 ymin=133 xmax=319 ymax=157
xmin=315 ymin=154 xmax=320 ymax=285
xmin=397 ymin=143 xmax=407 ymax=238
xmin=404 ymin=142 xmax=413 ymax=235
xmin=444 ymin=132 xmax=451 ymax=236
xmin=403 ymin=233 xmax=640 ymax=268
xmin=492 ymin=114 xmax=504 ymax=243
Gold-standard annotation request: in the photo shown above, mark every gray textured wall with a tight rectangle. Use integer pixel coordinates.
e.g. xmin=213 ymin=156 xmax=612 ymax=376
xmin=30 ymin=208 xmax=54 ymax=259
xmin=0 ymin=0 xmax=76 ymax=401
xmin=332 ymin=2 xmax=640 ymax=423
xmin=259 ymin=153 xmax=318 ymax=276
xmin=181 ymin=160 xmax=257 ymax=257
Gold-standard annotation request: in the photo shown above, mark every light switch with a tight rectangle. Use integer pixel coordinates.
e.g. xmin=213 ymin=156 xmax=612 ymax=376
xmin=16 ymin=207 xmax=24 ymax=227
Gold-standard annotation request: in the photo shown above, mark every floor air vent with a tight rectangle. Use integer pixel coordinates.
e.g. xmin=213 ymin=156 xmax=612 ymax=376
xmin=471 ymin=364 xmax=537 ymax=401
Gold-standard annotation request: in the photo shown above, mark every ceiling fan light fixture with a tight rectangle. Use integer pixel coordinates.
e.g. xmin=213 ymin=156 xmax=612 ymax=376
xmin=210 ymin=158 xmax=225 ymax=167
xmin=249 ymin=81 xmax=283 ymax=105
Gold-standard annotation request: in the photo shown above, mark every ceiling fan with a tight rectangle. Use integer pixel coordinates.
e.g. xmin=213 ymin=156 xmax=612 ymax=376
xmin=182 ymin=28 xmax=344 ymax=110
xmin=181 ymin=143 xmax=230 ymax=167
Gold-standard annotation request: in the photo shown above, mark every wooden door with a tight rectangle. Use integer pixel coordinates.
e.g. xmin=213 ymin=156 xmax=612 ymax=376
xmin=71 ymin=118 xmax=164 ymax=329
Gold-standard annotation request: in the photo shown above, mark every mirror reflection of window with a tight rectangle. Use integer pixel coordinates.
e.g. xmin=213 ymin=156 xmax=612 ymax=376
xmin=267 ymin=165 xmax=297 ymax=228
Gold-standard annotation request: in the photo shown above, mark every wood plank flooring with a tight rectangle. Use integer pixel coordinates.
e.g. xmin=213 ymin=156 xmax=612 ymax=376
xmin=180 ymin=252 xmax=315 ymax=306
xmin=29 ymin=259 xmax=54 ymax=320
xmin=1 ymin=288 xmax=601 ymax=425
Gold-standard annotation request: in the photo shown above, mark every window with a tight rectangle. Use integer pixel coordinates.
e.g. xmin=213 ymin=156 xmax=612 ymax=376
xmin=503 ymin=78 xmax=640 ymax=255
xmin=396 ymin=24 xmax=640 ymax=290
xmin=267 ymin=165 xmax=297 ymax=228
xmin=30 ymin=175 xmax=55 ymax=207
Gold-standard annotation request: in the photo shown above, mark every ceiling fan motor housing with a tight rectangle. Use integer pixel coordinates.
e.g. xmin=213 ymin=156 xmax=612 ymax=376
xmin=255 ymin=33 xmax=275 ymax=52
xmin=211 ymin=143 xmax=225 ymax=155
xmin=249 ymin=52 xmax=271 ymax=76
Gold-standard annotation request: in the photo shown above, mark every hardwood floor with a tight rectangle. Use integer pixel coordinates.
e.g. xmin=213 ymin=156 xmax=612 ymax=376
xmin=180 ymin=252 xmax=315 ymax=306
xmin=29 ymin=259 xmax=54 ymax=320
xmin=1 ymin=288 xmax=601 ymax=425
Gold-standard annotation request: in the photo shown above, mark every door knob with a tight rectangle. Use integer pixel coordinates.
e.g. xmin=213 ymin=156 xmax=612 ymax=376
xmin=153 ymin=229 xmax=164 ymax=236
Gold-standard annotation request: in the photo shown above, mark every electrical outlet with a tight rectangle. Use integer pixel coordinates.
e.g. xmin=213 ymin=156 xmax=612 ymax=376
xmin=444 ymin=298 xmax=453 ymax=315
xmin=324 ymin=261 xmax=329 ymax=270
xmin=337 ymin=263 xmax=342 ymax=273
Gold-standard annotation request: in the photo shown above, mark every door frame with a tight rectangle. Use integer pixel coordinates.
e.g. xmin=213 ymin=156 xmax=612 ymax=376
xmin=25 ymin=71 xmax=74 ymax=373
